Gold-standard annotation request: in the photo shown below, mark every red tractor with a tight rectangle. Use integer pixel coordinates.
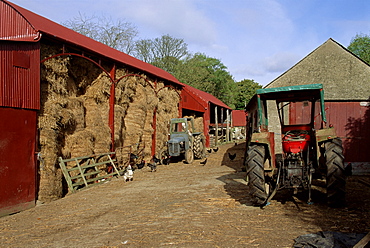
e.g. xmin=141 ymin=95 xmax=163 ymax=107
xmin=244 ymin=84 xmax=346 ymax=207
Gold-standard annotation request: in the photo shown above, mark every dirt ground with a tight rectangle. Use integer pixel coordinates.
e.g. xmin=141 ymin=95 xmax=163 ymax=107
xmin=0 ymin=142 xmax=369 ymax=248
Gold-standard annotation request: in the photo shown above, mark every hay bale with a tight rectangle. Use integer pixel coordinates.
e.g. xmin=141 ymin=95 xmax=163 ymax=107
xmin=156 ymin=84 xmax=180 ymax=153
xmin=85 ymin=73 xmax=111 ymax=103
xmin=62 ymin=130 xmax=95 ymax=158
xmin=183 ymin=115 xmax=204 ymax=133
xmin=65 ymin=96 xmax=85 ymax=132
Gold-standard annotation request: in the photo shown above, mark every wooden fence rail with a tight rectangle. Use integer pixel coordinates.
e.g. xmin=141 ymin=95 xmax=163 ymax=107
xmin=58 ymin=152 xmax=124 ymax=193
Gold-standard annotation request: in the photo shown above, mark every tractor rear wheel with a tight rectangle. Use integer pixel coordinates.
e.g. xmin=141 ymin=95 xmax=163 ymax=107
xmin=193 ymin=135 xmax=205 ymax=159
xmin=245 ymin=144 xmax=267 ymax=206
xmin=324 ymin=138 xmax=346 ymax=207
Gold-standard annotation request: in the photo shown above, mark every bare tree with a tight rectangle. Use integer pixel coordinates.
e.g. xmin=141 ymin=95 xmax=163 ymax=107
xmin=63 ymin=13 xmax=138 ymax=55
xmin=134 ymin=35 xmax=188 ymax=62
xmin=151 ymin=35 xmax=188 ymax=60
xmin=134 ymin=39 xmax=155 ymax=63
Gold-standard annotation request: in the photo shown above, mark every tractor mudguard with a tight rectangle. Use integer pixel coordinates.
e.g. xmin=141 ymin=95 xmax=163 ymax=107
xmin=250 ymin=132 xmax=276 ymax=169
xmin=315 ymin=128 xmax=337 ymax=143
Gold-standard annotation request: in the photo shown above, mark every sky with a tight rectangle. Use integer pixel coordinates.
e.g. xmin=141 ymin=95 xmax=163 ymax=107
xmin=9 ymin=0 xmax=370 ymax=86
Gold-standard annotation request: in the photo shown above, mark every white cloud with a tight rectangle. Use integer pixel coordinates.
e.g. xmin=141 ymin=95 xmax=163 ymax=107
xmin=262 ymin=52 xmax=301 ymax=73
xmin=117 ymin=0 xmax=218 ymax=46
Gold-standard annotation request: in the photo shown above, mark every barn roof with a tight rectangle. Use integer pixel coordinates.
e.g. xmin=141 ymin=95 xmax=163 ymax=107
xmin=265 ymin=38 xmax=370 ymax=100
xmin=181 ymin=84 xmax=231 ymax=112
xmin=1 ymin=0 xmax=184 ymax=87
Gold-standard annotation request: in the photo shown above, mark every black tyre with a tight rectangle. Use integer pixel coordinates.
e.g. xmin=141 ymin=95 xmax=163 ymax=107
xmin=324 ymin=138 xmax=346 ymax=207
xmin=193 ymin=135 xmax=205 ymax=159
xmin=184 ymin=149 xmax=194 ymax=164
xmin=245 ymin=145 xmax=267 ymax=205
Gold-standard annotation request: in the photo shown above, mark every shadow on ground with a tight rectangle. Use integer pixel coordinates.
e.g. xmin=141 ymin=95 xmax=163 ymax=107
xmin=215 ymin=142 xmax=370 ymax=235
xmin=215 ymin=142 xmax=254 ymax=206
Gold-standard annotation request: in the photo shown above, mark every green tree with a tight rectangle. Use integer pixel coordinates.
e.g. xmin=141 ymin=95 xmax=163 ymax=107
xmin=234 ymin=79 xmax=262 ymax=110
xmin=152 ymin=56 xmax=182 ymax=75
xmin=347 ymin=33 xmax=370 ymax=64
xmin=174 ymin=53 xmax=236 ymax=108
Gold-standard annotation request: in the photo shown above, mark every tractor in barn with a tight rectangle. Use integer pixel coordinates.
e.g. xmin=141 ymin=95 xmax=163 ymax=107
xmin=162 ymin=117 xmax=206 ymax=164
xmin=244 ymin=84 xmax=346 ymax=207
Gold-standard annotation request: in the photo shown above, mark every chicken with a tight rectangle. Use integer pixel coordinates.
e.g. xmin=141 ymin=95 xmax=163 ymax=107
xmin=147 ymin=159 xmax=157 ymax=172
xmin=152 ymin=155 xmax=161 ymax=164
xmin=123 ymin=164 xmax=134 ymax=181
xmin=200 ymin=158 xmax=207 ymax=166
xmin=228 ymin=152 xmax=236 ymax=161
xmin=162 ymin=156 xmax=171 ymax=165
xmin=130 ymin=153 xmax=138 ymax=162
xmin=136 ymin=160 xmax=145 ymax=169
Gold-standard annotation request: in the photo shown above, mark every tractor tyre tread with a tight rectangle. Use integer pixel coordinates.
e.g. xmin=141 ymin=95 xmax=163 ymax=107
xmin=193 ymin=135 xmax=205 ymax=159
xmin=245 ymin=145 xmax=267 ymax=206
xmin=325 ymin=138 xmax=346 ymax=207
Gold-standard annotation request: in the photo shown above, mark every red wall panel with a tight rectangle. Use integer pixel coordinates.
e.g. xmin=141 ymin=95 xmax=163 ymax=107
xmin=290 ymin=101 xmax=370 ymax=164
xmin=325 ymin=101 xmax=370 ymax=163
xmin=0 ymin=107 xmax=37 ymax=216
xmin=0 ymin=42 xmax=40 ymax=110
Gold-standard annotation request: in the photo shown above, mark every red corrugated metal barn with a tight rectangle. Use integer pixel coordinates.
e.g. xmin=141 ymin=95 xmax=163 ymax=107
xmin=265 ymin=38 xmax=370 ymax=175
xmin=181 ymin=84 xmax=232 ymax=148
xmin=0 ymin=0 xmax=188 ymax=216
xmin=231 ymin=110 xmax=247 ymax=140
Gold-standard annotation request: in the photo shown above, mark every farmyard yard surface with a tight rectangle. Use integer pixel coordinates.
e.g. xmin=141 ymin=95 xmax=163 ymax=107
xmin=0 ymin=143 xmax=369 ymax=247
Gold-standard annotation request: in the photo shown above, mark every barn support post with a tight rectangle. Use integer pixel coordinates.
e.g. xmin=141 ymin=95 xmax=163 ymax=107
xmin=152 ymin=106 xmax=157 ymax=157
xmin=151 ymin=81 xmax=158 ymax=157
xmin=215 ymin=106 xmax=218 ymax=146
xmin=109 ymin=65 xmax=116 ymax=152
xmin=226 ymin=109 xmax=230 ymax=142
xmin=221 ymin=108 xmax=224 ymax=143
xmin=203 ymin=110 xmax=210 ymax=147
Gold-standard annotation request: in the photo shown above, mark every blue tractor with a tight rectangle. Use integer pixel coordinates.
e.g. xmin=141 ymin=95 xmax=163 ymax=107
xmin=166 ymin=118 xmax=206 ymax=164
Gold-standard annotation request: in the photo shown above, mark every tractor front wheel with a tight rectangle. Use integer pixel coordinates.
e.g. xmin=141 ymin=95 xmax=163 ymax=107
xmin=184 ymin=149 xmax=194 ymax=164
xmin=245 ymin=144 xmax=267 ymax=206
xmin=324 ymin=138 xmax=346 ymax=207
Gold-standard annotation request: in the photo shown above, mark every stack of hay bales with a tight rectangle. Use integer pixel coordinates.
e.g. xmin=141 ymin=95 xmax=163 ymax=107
xmin=38 ymin=43 xmax=180 ymax=201
xmin=183 ymin=115 xmax=204 ymax=134
xmin=39 ymin=46 xmax=71 ymax=201
xmin=156 ymin=83 xmax=180 ymax=155
xmin=115 ymin=74 xmax=158 ymax=164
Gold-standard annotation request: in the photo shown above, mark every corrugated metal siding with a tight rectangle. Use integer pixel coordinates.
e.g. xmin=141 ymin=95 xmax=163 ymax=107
xmin=0 ymin=42 xmax=40 ymax=110
xmin=181 ymin=89 xmax=206 ymax=113
xmin=0 ymin=0 xmax=39 ymax=41
xmin=232 ymin=110 xmax=247 ymax=127
xmin=291 ymin=101 xmax=370 ymax=163
xmin=325 ymin=101 xmax=370 ymax=163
